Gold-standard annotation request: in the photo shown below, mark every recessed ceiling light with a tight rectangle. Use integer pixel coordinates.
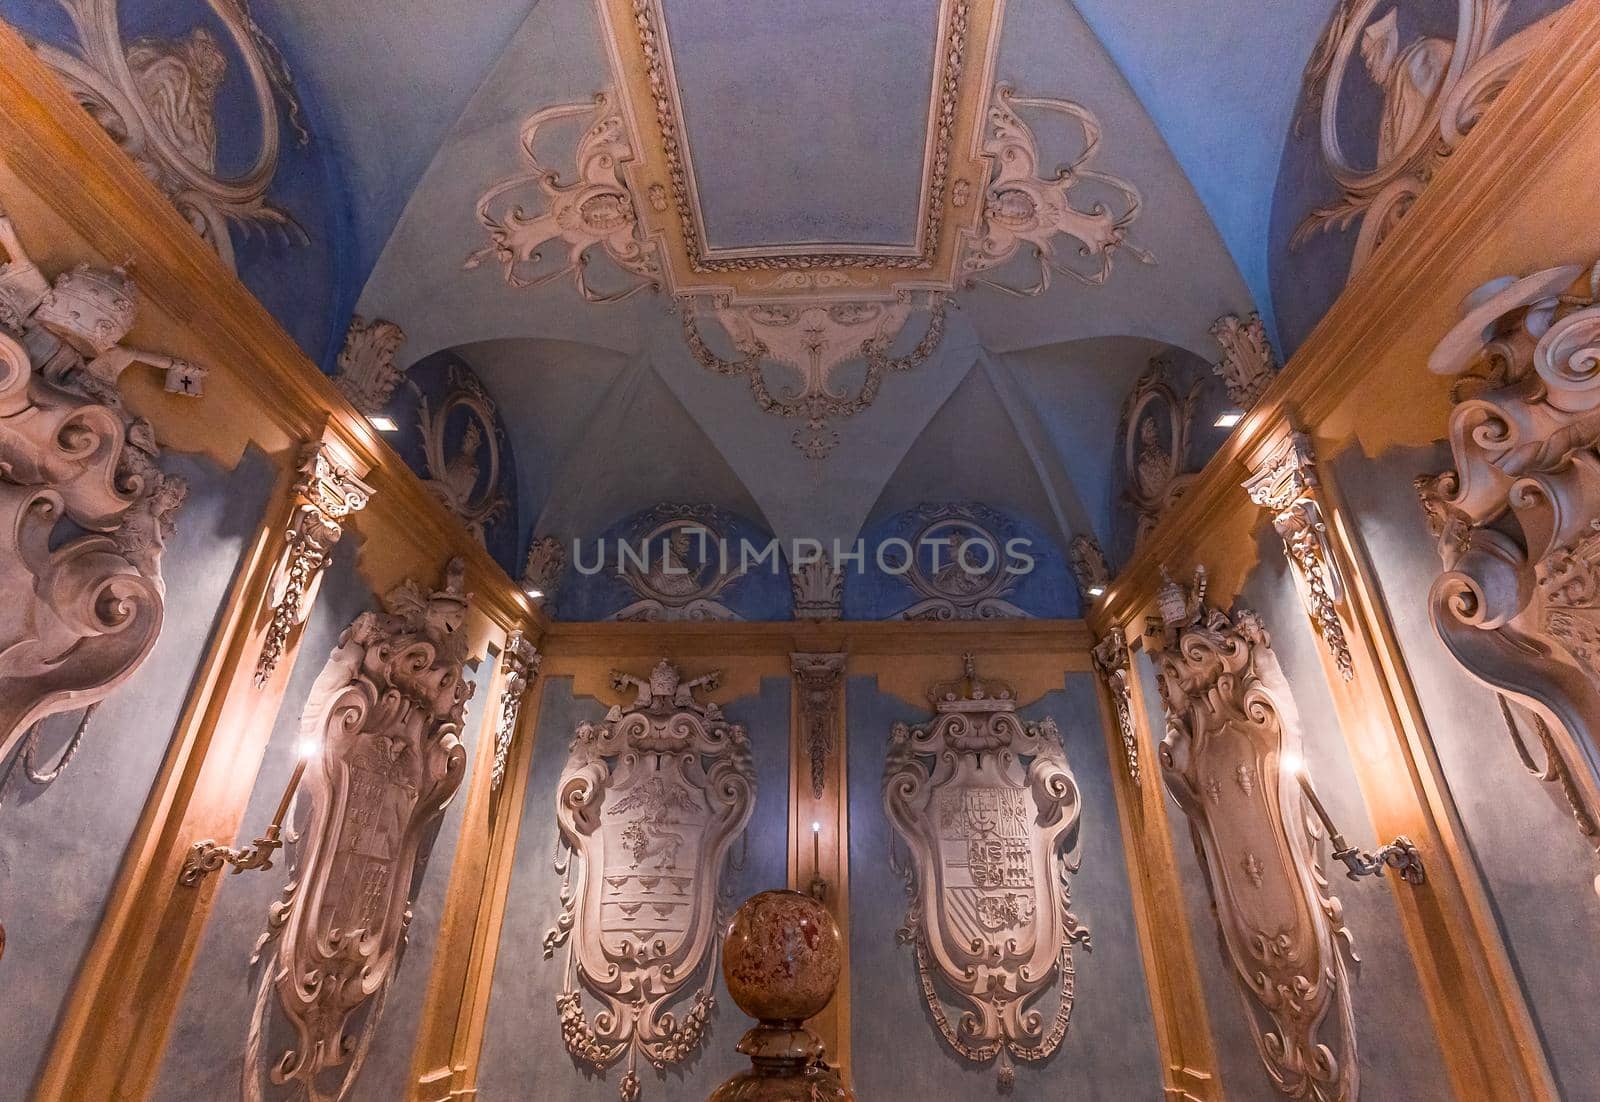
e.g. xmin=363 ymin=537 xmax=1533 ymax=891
xmin=369 ymin=415 xmax=399 ymax=432
xmin=1214 ymin=410 xmax=1244 ymax=428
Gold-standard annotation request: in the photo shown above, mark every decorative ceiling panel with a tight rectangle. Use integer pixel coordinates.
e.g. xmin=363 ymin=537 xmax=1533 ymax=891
xmin=659 ymin=0 xmax=943 ymax=252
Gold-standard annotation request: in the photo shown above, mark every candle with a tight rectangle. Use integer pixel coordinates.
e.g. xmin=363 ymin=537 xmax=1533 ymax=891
xmin=811 ymin=820 xmax=821 ymax=871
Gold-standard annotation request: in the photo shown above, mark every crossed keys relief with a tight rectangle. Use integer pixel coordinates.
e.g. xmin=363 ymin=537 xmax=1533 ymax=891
xmin=884 ymin=655 xmax=1092 ymax=1089
xmin=544 ymin=660 xmax=756 ymax=1102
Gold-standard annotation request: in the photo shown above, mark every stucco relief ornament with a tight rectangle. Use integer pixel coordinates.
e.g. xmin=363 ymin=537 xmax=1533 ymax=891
xmin=34 ymin=0 xmax=308 ymax=271
xmin=490 ymin=629 xmax=540 ymax=794
xmin=1420 ymin=262 xmax=1600 ymax=867
xmin=1090 ymin=631 xmax=1140 ymax=785
xmin=1293 ymin=0 xmax=1560 ymax=278
xmin=960 ymin=83 xmax=1152 ymax=297
xmin=683 ymin=292 xmax=948 ymax=459
xmin=417 ymin=364 xmax=509 ymax=544
xmin=465 ymin=92 xmax=661 ymax=303
xmin=1121 ymin=355 xmax=1200 ymax=546
xmin=333 ymin=315 xmax=408 ymax=418
xmin=792 ymin=653 xmax=846 ymax=800
xmin=1148 ymin=566 xmax=1360 ymax=1102
xmin=612 ymin=504 xmax=744 ymax=622
xmin=522 ymin=533 xmax=567 ymax=603
xmin=1211 ymin=312 xmax=1278 ymax=411
xmin=243 ymin=558 xmax=473 ymax=1102
xmin=543 ymin=660 xmax=756 ymax=1102
xmin=791 ymin=558 xmax=843 ymax=621
xmin=884 ymin=655 xmax=1092 ymax=1089
xmin=894 ymin=503 xmax=1028 ymax=621
xmin=0 ymin=209 xmax=198 ymax=784
xmin=1068 ymin=533 xmax=1110 ymax=603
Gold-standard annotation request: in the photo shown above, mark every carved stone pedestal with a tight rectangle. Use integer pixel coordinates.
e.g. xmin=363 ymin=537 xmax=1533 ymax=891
xmin=709 ymin=891 xmax=853 ymax=1102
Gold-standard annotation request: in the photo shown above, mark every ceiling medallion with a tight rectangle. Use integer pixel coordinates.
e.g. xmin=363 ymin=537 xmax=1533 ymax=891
xmin=465 ymin=0 xmax=1150 ymax=456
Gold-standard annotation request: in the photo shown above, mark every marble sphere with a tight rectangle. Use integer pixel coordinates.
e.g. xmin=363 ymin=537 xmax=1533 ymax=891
xmin=721 ymin=890 xmax=841 ymax=1023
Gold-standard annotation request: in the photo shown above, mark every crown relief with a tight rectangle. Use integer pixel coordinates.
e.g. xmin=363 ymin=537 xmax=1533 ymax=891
xmin=465 ymin=0 xmax=1151 ymax=459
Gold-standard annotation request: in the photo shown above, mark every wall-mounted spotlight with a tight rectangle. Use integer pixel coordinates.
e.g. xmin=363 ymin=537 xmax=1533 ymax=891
xmin=808 ymin=820 xmax=827 ymax=902
xmin=179 ymin=736 xmax=320 ymax=886
xmin=1282 ymin=751 xmax=1425 ymax=885
xmin=368 ymin=414 xmax=399 ymax=432
xmin=524 ymin=586 xmax=545 ymax=601
xmin=1214 ymin=409 xmax=1244 ymax=429
xmin=1086 ymin=585 xmax=1106 ymax=599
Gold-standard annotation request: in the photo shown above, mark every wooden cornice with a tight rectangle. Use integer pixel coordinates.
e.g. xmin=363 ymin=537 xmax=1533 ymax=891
xmin=0 ymin=19 xmax=538 ymax=634
xmin=1089 ymin=0 xmax=1600 ymax=635
xmin=543 ymin=617 xmax=1094 ymax=658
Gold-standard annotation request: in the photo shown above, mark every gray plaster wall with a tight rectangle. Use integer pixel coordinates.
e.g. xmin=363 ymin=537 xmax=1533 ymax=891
xmin=477 ymin=674 xmax=791 ymax=1101
xmin=1334 ymin=444 xmax=1600 ymax=1096
xmin=0 ymin=448 xmax=276 ymax=1100
xmin=846 ymin=671 xmax=1163 ymax=1099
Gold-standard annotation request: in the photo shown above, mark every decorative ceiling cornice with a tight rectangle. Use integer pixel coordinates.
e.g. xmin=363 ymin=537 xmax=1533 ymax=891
xmin=594 ymin=0 xmax=1005 ymax=300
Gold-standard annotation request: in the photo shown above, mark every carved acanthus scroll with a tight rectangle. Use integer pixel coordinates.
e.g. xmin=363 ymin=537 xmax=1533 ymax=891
xmin=792 ymin=653 xmax=846 ymax=800
xmin=1211 ymin=312 xmax=1277 ymax=410
xmin=490 ymin=629 xmax=540 ymax=793
xmin=253 ymin=442 xmax=372 ymax=687
xmin=1244 ymin=431 xmax=1355 ymax=681
xmin=244 ymin=558 xmax=474 ymax=1102
xmin=333 ymin=315 xmax=408 ymax=417
xmin=543 ymin=660 xmax=756 ymax=1102
xmin=1069 ymin=534 xmax=1110 ymax=604
xmin=1148 ymin=567 xmax=1359 ymax=1102
xmin=0 ymin=208 xmax=197 ymax=775
xmin=1091 ymin=630 xmax=1140 ymax=785
xmin=883 ymin=655 xmax=1092 ymax=1089
xmin=790 ymin=558 xmax=843 ymax=621
xmin=1420 ymin=260 xmax=1600 ymax=875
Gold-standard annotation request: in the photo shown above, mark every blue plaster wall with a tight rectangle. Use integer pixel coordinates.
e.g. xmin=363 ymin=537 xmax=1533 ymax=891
xmin=842 ymin=501 xmax=1076 ymax=620
xmin=0 ymin=446 xmax=276 ymax=1100
xmin=477 ymin=674 xmax=791 ymax=1100
xmin=1267 ymin=0 xmax=1570 ymax=356
xmin=845 ymin=672 xmax=1163 ymax=1098
xmin=555 ymin=504 xmax=793 ymax=622
xmin=377 ymin=349 xmax=523 ymax=576
xmin=5 ymin=0 xmax=360 ymax=369
xmin=1333 ymin=444 xmax=1600 ymax=1095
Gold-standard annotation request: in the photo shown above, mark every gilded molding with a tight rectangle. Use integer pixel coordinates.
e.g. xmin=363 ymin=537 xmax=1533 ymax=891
xmin=1210 ymin=312 xmax=1277 ymax=410
xmin=1244 ymin=431 xmax=1354 ymax=681
xmin=543 ymin=660 xmax=755 ymax=1102
xmin=883 ymin=655 xmax=1091 ymax=1088
xmin=1148 ymin=567 xmax=1359 ymax=1102
xmin=0 ymin=208 xmax=195 ymax=770
xmin=253 ymin=441 xmax=373 ymax=687
xmin=792 ymin=652 xmax=846 ymax=800
xmin=244 ymin=558 xmax=474 ymax=1101
xmin=33 ymin=0 xmax=307 ymax=272
xmin=490 ymin=628 xmax=540 ymax=794
xmin=1091 ymin=630 xmax=1140 ymax=785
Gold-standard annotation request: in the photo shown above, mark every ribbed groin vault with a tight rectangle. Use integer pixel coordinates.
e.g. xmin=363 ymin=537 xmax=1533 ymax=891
xmin=2 ymin=0 xmax=1600 ymax=1099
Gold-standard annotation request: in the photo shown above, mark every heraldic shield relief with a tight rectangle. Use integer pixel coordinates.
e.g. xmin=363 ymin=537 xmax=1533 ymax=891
xmin=244 ymin=559 xmax=473 ymax=1102
xmin=544 ymin=660 xmax=757 ymax=1102
xmin=1149 ymin=567 xmax=1359 ymax=1102
xmin=883 ymin=655 xmax=1092 ymax=1089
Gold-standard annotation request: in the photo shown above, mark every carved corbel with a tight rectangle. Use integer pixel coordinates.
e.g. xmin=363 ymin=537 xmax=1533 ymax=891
xmin=1420 ymin=261 xmax=1600 ymax=870
xmin=333 ymin=315 xmax=408 ymax=417
xmin=1146 ymin=567 xmax=1361 ymax=1102
xmin=791 ymin=652 xmax=846 ymax=799
xmin=490 ymin=629 xmax=541 ymax=793
xmin=791 ymin=558 xmax=843 ymax=621
xmin=1244 ymin=431 xmax=1355 ymax=680
xmin=1210 ymin=312 xmax=1277 ymax=410
xmin=1069 ymin=534 xmax=1111 ymax=605
xmin=252 ymin=442 xmax=373 ymax=687
xmin=1090 ymin=630 xmax=1140 ymax=785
